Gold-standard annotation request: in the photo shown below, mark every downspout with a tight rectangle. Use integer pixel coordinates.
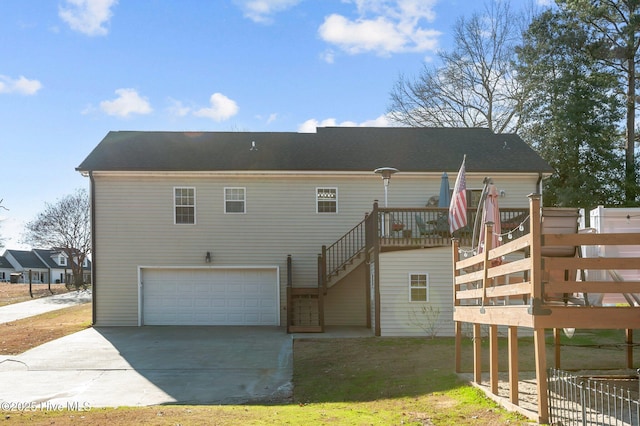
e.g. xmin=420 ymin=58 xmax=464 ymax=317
xmin=536 ymin=173 xmax=543 ymax=204
xmin=89 ymin=171 xmax=97 ymax=326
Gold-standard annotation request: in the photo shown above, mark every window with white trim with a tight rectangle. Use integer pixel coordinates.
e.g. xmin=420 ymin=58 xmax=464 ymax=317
xmin=225 ymin=187 xmax=246 ymax=213
xmin=58 ymin=255 xmax=66 ymax=266
xmin=316 ymin=187 xmax=337 ymax=213
xmin=409 ymin=273 xmax=429 ymax=302
xmin=174 ymin=187 xmax=196 ymax=224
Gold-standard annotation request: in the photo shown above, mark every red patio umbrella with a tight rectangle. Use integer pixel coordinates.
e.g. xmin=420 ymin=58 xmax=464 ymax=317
xmin=478 ymin=183 xmax=501 ymax=256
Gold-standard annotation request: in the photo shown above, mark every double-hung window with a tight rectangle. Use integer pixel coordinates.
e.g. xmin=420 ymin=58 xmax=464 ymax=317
xmin=316 ymin=187 xmax=337 ymax=213
xmin=225 ymin=187 xmax=246 ymax=213
xmin=409 ymin=273 xmax=429 ymax=302
xmin=174 ymin=187 xmax=196 ymax=224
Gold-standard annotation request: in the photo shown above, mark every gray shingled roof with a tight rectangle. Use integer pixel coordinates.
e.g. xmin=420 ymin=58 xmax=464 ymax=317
xmin=0 ymin=256 xmax=13 ymax=269
xmin=77 ymin=127 xmax=554 ymax=174
xmin=6 ymin=250 xmax=47 ymax=269
xmin=33 ymin=249 xmax=60 ymax=269
xmin=32 ymin=249 xmax=92 ymax=271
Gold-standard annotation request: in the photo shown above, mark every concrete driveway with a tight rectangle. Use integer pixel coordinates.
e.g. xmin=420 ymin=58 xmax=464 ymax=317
xmin=0 ymin=326 xmax=292 ymax=408
xmin=0 ymin=290 xmax=92 ymax=324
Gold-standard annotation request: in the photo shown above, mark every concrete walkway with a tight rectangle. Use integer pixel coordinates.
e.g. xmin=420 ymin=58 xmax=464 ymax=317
xmin=0 ymin=290 xmax=92 ymax=324
xmin=0 ymin=326 xmax=293 ymax=407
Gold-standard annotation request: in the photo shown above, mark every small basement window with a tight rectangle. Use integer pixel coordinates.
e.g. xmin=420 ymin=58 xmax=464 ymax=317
xmin=409 ymin=273 xmax=429 ymax=302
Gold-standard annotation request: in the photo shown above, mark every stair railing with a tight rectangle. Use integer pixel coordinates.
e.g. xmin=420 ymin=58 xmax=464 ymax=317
xmin=320 ymin=214 xmax=368 ymax=292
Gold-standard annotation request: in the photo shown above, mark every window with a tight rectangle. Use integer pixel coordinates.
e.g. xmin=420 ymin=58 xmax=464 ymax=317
xmin=174 ymin=187 xmax=196 ymax=224
xmin=58 ymin=255 xmax=66 ymax=266
xmin=448 ymin=188 xmax=483 ymax=209
xmin=225 ymin=187 xmax=245 ymax=213
xmin=409 ymin=273 xmax=429 ymax=302
xmin=316 ymin=187 xmax=337 ymax=213
xmin=467 ymin=189 xmax=484 ymax=209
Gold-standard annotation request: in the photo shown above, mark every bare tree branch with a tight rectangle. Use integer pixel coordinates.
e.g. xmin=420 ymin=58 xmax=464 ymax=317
xmin=388 ymin=1 xmax=526 ymax=134
xmin=23 ymin=188 xmax=91 ymax=289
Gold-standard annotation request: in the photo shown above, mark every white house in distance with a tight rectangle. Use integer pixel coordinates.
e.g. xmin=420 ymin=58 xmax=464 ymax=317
xmin=1 ymin=248 xmax=91 ymax=284
xmin=76 ymin=127 xmax=553 ymax=335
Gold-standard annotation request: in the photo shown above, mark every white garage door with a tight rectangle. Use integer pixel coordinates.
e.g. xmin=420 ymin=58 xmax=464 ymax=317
xmin=142 ymin=268 xmax=279 ymax=326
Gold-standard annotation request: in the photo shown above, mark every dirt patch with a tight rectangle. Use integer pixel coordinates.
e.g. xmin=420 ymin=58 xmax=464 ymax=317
xmin=0 ymin=282 xmax=72 ymax=307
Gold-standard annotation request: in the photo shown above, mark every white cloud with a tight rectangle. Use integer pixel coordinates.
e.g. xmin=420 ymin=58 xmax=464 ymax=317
xmin=0 ymin=75 xmax=42 ymax=95
xmin=99 ymin=88 xmax=152 ymax=117
xmin=318 ymin=0 xmax=440 ymax=58
xmin=167 ymin=98 xmax=191 ymax=117
xmin=298 ymin=114 xmax=392 ymax=133
xmin=59 ymin=0 xmax=118 ymax=36
xmin=266 ymin=113 xmax=278 ymax=124
xmin=193 ymin=93 xmax=239 ymax=121
xmin=234 ymin=0 xmax=300 ymax=24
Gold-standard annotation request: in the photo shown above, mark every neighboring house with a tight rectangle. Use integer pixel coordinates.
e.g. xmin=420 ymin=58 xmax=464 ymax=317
xmin=3 ymin=249 xmax=49 ymax=284
xmin=1 ymin=249 xmax=91 ymax=285
xmin=33 ymin=249 xmax=92 ymax=284
xmin=0 ymin=256 xmax=13 ymax=282
xmin=77 ymin=127 xmax=553 ymax=334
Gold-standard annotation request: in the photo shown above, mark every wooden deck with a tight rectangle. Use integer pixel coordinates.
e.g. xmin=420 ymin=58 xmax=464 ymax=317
xmin=452 ymin=194 xmax=640 ymax=424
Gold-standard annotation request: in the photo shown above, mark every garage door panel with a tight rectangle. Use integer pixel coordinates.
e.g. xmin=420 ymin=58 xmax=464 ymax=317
xmin=142 ymin=268 xmax=278 ymax=326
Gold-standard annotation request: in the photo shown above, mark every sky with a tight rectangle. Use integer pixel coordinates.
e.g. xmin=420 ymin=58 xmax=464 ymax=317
xmin=0 ymin=0 xmax=550 ymax=249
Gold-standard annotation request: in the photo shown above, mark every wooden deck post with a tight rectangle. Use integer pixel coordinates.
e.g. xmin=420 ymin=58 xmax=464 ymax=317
xmin=553 ymin=328 xmax=561 ymax=369
xmin=529 ymin=193 xmax=549 ymax=424
xmin=452 ymin=237 xmax=462 ymax=373
xmin=455 ymin=321 xmax=462 ymax=373
xmin=489 ymin=324 xmax=498 ymax=395
xmin=481 ymin=222 xmax=494 ymax=307
xmin=508 ymin=326 xmax=519 ymax=405
xmin=626 ymin=329 xmax=633 ymax=368
xmin=534 ymin=328 xmax=549 ymax=424
xmin=473 ymin=323 xmax=482 ymax=384
xmin=529 ymin=193 xmax=543 ymax=310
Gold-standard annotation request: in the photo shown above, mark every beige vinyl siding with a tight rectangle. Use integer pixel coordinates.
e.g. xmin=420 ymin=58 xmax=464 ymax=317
xmin=379 ymin=247 xmax=455 ymax=337
xmin=324 ymin=263 xmax=367 ymax=326
xmin=93 ymin=173 xmax=384 ymax=325
xmin=91 ymin=171 xmax=540 ymax=326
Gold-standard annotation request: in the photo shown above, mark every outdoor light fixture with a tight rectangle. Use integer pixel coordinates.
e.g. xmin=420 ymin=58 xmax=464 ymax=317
xmin=205 ymin=251 xmax=212 ymax=263
xmin=374 ymin=167 xmax=399 ymax=207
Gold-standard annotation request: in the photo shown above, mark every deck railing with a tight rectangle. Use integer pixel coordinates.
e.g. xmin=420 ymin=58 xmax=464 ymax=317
xmin=318 ymin=202 xmax=529 ymax=289
xmin=453 ymin=193 xmax=640 ymax=424
xmin=375 ymin=205 xmax=529 ymax=250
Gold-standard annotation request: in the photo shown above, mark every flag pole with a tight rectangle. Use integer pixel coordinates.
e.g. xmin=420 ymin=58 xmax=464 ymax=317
xmin=448 ymin=155 xmax=468 ymax=236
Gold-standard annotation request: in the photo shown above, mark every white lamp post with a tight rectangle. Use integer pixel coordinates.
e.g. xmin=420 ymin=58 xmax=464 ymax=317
xmin=374 ymin=167 xmax=399 ymax=236
xmin=374 ymin=167 xmax=399 ymax=207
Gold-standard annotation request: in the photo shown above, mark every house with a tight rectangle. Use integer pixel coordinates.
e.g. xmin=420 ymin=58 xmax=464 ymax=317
xmin=76 ymin=127 xmax=553 ymax=334
xmin=0 ymin=256 xmax=13 ymax=282
xmin=33 ymin=249 xmax=92 ymax=285
xmin=3 ymin=249 xmax=49 ymax=284
xmin=1 ymin=249 xmax=91 ymax=285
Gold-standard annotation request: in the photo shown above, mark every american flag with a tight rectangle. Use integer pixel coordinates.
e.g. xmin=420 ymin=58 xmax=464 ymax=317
xmin=449 ymin=156 xmax=467 ymax=234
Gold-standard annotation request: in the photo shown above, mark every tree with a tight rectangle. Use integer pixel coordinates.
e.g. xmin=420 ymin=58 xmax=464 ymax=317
xmin=0 ymin=198 xmax=7 ymax=249
xmin=558 ymin=0 xmax=640 ymax=205
xmin=388 ymin=1 xmax=525 ymax=133
xmin=516 ymin=9 xmax=625 ymax=208
xmin=23 ymin=189 xmax=91 ymax=289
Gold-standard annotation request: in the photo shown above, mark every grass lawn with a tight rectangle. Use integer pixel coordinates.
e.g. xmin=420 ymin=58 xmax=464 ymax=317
xmin=0 ymin=303 xmax=534 ymax=425
xmin=0 ymin=282 xmax=73 ymax=307
xmin=1 ymin=299 xmax=636 ymax=425
xmin=0 ymin=303 xmax=92 ymax=355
